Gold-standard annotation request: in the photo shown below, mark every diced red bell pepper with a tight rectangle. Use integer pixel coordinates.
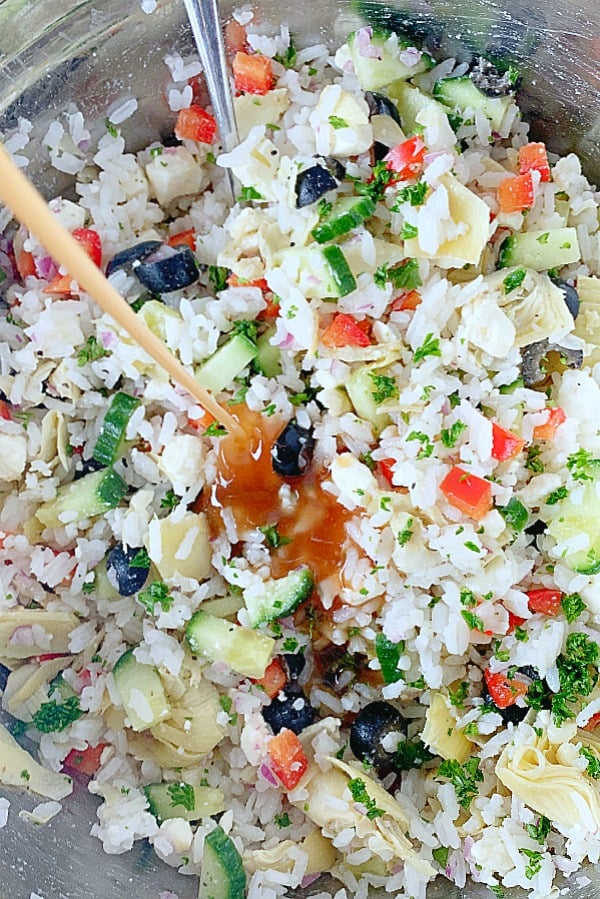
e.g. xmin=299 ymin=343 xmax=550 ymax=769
xmin=527 ymin=587 xmax=562 ymax=616
xmin=497 ymin=171 xmax=535 ymax=213
xmin=385 ymin=136 xmax=426 ymax=181
xmin=233 ymin=51 xmax=273 ymax=95
xmin=507 ymin=610 xmax=526 ymax=632
xmin=167 ymin=229 xmax=197 ymax=250
xmin=268 ymin=728 xmax=308 ymax=790
xmin=44 ymin=273 xmax=76 ymax=296
xmin=440 ymin=466 xmax=493 ymax=520
xmin=227 ymin=274 xmax=269 ymax=290
xmin=484 ymin=669 xmax=529 ymax=709
xmin=63 ymin=743 xmax=108 ymax=777
xmin=491 ymin=422 xmax=526 ymax=462
xmin=188 ymin=406 xmax=216 ymax=433
xmin=390 ymin=290 xmax=422 ymax=312
xmin=175 ymin=105 xmax=218 ymax=144
xmin=518 ymin=142 xmax=551 ymax=183
xmin=0 ymin=401 xmax=11 ymax=421
xmin=321 ymin=313 xmax=371 ymax=348
xmin=533 ymin=406 xmax=566 ymax=440
xmin=583 ymin=712 xmax=600 ymax=733
xmin=16 ymin=249 xmax=36 ymax=279
xmin=72 ymin=228 xmax=103 ymax=267
xmin=254 ymin=657 xmax=287 ymax=699
xmin=225 ymin=19 xmax=248 ymax=53
xmin=378 ymin=458 xmax=396 ymax=486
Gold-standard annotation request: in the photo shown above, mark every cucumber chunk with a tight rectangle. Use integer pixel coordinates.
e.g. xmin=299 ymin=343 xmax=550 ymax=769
xmin=432 ymin=75 xmax=511 ymax=131
xmin=497 ymin=228 xmax=581 ymax=271
xmin=185 ymin=610 xmax=275 ymax=678
xmin=254 ymin=326 xmax=282 ymax=378
xmin=547 ymin=467 xmax=600 ymax=575
xmin=346 ymin=365 xmax=392 ymax=432
xmin=346 ymin=29 xmax=434 ymax=91
xmin=144 ymin=782 xmax=225 ymax=823
xmin=195 ymin=333 xmax=258 ymax=395
xmin=36 ymin=467 xmax=127 ymax=529
xmin=243 ymin=566 xmax=315 ymax=627
xmin=322 ymin=245 xmax=357 ymax=297
xmin=112 ymin=649 xmax=170 ymax=731
xmin=93 ymin=392 xmax=141 ymax=466
xmin=386 ymin=81 xmax=441 ymax=136
xmin=311 ymin=196 xmax=376 ymax=244
xmin=199 ymin=825 xmax=246 ymax=899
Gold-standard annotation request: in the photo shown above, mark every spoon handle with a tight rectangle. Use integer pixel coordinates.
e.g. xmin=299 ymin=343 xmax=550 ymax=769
xmin=183 ymin=0 xmax=239 ymax=153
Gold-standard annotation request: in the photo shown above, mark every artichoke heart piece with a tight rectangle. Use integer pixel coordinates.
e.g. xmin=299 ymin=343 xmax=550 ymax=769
xmin=0 ymin=609 xmax=79 ymax=660
xmin=496 ymin=727 xmax=600 ymax=832
xmin=494 ymin=269 xmax=575 ymax=348
xmin=0 ymin=721 xmax=73 ymax=800
xmin=244 ymin=829 xmax=338 ymax=876
xmin=2 ymin=656 xmax=72 ymax=720
xmin=422 ymin=692 xmax=472 ymax=763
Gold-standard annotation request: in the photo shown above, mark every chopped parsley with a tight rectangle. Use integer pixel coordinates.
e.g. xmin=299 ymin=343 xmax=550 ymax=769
xmin=561 ymin=592 xmax=586 ymax=623
xmin=77 ymin=336 xmax=111 ymax=367
xmin=441 ymin=421 xmax=467 ymax=448
xmin=550 ymin=632 xmax=599 ymax=725
xmin=432 ymin=846 xmax=449 ymax=868
xmin=369 ymin=372 xmax=399 ymax=404
xmin=317 ymin=198 xmax=333 ymax=218
xmin=219 ymin=694 xmax=237 ymax=724
xmin=373 ymin=264 xmax=389 ymax=288
xmin=104 ymin=118 xmax=119 ymax=137
xmin=413 ymin=332 xmax=441 ymax=364
xmin=160 ymin=490 xmax=179 ymax=509
xmin=520 ymin=848 xmax=543 ymax=879
xmin=31 ymin=696 xmax=82 ymax=733
xmin=375 ymin=633 xmax=404 ymax=684
xmin=232 ymin=319 xmax=259 ymax=343
xmin=394 ymin=739 xmax=434 ymax=771
xmin=397 ymin=518 xmax=414 ymax=547
xmin=546 ymin=486 xmax=568 ymax=505
xmin=137 ymin=581 xmax=174 ymax=614
xmin=237 ymin=186 xmax=264 ymax=202
xmin=448 ymin=681 xmax=469 ymax=708
xmin=503 ymin=267 xmax=527 ymax=294
xmin=580 ymin=746 xmax=600 ymax=779
xmin=328 ymin=115 xmax=348 ymax=130
xmin=388 ymin=258 xmax=422 ymax=291
xmin=354 ymin=159 xmax=397 ymax=202
xmin=204 ymin=422 xmax=228 ymax=437
xmin=347 ymin=778 xmax=384 ymax=819
xmin=406 ymin=430 xmax=434 ymax=459
xmin=461 ymin=610 xmax=484 ymax=631
xmin=526 ymin=815 xmax=551 ymax=843
xmin=20 ymin=769 xmax=31 ymax=782
xmin=274 ymin=41 xmax=297 ymax=68
xmin=259 ymin=524 xmax=292 ymax=549
xmin=498 ymin=497 xmax=528 ymax=532
xmin=393 ymin=180 xmax=428 ymax=208
xmin=437 ymin=757 xmax=483 ymax=808
xmin=130 ymin=548 xmax=150 ymax=568
xmin=567 ymin=448 xmax=598 ymax=481
xmin=525 ymin=445 xmax=544 ymax=473
xmin=208 ymin=265 xmax=229 ymax=293
xmin=274 ymin=811 xmax=292 ymax=827
xmin=400 ymin=221 xmax=418 ymax=240
xmin=167 ymin=782 xmax=195 ymax=811
xmin=536 ymin=232 xmax=550 ymax=244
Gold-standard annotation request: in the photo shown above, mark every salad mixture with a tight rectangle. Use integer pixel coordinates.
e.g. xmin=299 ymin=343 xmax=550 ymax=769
xmin=1 ymin=6 xmax=600 ymax=899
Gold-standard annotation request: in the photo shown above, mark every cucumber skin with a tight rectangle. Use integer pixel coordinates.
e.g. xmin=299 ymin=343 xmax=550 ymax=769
xmin=93 ymin=392 xmax=141 ymax=466
xmin=311 ymin=197 xmax=376 ymax=244
xmin=497 ymin=229 xmax=581 ymax=271
xmin=144 ymin=782 xmax=225 ymax=824
xmin=185 ymin=610 xmax=275 ymax=679
xmin=195 ymin=333 xmax=258 ymax=395
xmin=35 ymin=467 xmax=127 ymax=528
xmin=244 ymin=566 xmax=315 ymax=627
xmin=322 ymin=245 xmax=357 ymax=297
xmin=199 ymin=825 xmax=246 ymax=899
xmin=112 ymin=649 xmax=169 ymax=732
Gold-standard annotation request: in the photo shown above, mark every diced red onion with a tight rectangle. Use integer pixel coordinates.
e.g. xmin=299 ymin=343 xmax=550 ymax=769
xmin=356 ymin=27 xmax=382 ymax=59
xmin=399 ymin=47 xmax=422 ymax=68
xmin=463 ymin=836 xmax=474 ymax=862
xmin=36 ymin=255 xmax=58 ymax=280
xmin=274 ymin=331 xmax=295 ymax=350
xmin=9 ymin=625 xmax=35 ymax=646
xmin=300 ymin=873 xmax=321 ymax=888
xmin=343 ymin=60 xmax=355 ymax=73
xmin=101 ymin=330 xmax=116 ymax=348
xmin=259 ymin=762 xmax=278 ymax=785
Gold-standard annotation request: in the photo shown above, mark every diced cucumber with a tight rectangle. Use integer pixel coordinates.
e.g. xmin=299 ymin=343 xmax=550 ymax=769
xmin=386 ymin=80 xmax=443 ymax=135
xmin=195 ymin=333 xmax=258 ymax=395
xmin=346 ymin=29 xmax=434 ymax=91
xmin=272 ymin=247 xmax=340 ymax=300
xmin=93 ymin=392 xmax=141 ymax=466
xmin=199 ymin=594 xmax=244 ymax=620
xmin=322 ymin=245 xmax=357 ymax=297
xmin=36 ymin=467 xmax=127 ymax=529
xmin=312 ymin=196 xmax=376 ymax=244
xmin=432 ymin=76 xmax=511 ymax=132
xmin=497 ymin=228 xmax=581 ymax=271
xmin=254 ymin=326 xmax=282 ymax=378
xmin=199 ymin=824 xmax=246 ymax=899
xmin=112 ymin=649 xmax=170 ymax=732
xmin=243 ymin=566 xmax=314 ymax=627
xmin=547 ymin=466 xmax=600 ymax=575
xmin=346 ymin=365 xmax=392 ymax=432
xmin=48 ymin=673 xmax=78 ymax=703
xmin=185 ymin=610 xmax=275 ymax=679
xmin=144 ymin=782 xmax=225 ymax=823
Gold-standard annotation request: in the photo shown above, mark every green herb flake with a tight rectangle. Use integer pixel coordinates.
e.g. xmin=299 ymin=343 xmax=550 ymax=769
xmin=489 ymin=886 xmax=505 ymax=899
xmin=461 ymin=610 xmax=485 ymax=632
xmin=237 ymin=186 xmax=264 ymax=202
xmin=464 ymin=540 xmax=481 ymax=553
xmin=400 ymin=221 xmax=419 ymax=240
xmin=503 ymin=267 xmax=527 ymax=294
xmin=520 ymin=848 xmax=544 ymax=879
xmin=348 ymin=777 xmax=384 ymax=819
xmin=274 ymin=41 xmax=297 ymax=69
xmin=328 ymin=115 xmax=348 ymax=130
xmin=448 ymin=681 xmax=469 ymax=709
xmin=130 ymin=548 xmax=150 ymax=568
xmin=104 ymin=118 xmax=119 ymax=138
xmin=394 ymin=738 xmax=434 ymax=771
xmin=259 ymin=524 xmax=292 ymax=549
xmin=525 ymin=445 xmax=545 ymax=473
xmin=160 ymin=490 xmax=179 ymax=509
xmin=204 ymin=422 xmax=228 ymax=437
xmin=432 ymin=845 xmax=449 ymax=868
xmin=82 ymin=575 xmax=96 ymax=595
xmin=20 ymin=769 xmax=31 ymax=782
xmin=137 ymin=581 xmax=174 ymax=614
xmin=413 ymin=332 xmax=441 ymax=364
xmin=232 ymin=319 xmax=259 ymax=343
xmin=437 ymin=757 xmax=484 ymax=808
xmin=561 ymin=592 xmax=586 ymax=623
xmin=274 ymin=811 xmax=292 ymax=827
xmin=536 ymin=232 xmax=550 ymax=244
xmin=389 ymin=258 xmax=422 ymax=291
xmin=514 ymin=626 xmax=529 ymax=642
xmin=77 ymin=336 xmax=111 ymax=367
xmin=369 ymin=372 xmax=399 ymax=405
xmin=208 ymin=265 xmax=229 ymax=293
xmin=397 ymin=518 xmax=414 ymax=547
xmin=393 ymin=180 xmax=428 ymax=208
xmin=580 ymin=746 xmax=600 ymax=779
xmin=550 ymin=632 xmax=599 ymax=725
xmin=546 ymin=486 xmax=569 ymax=505
xmin=167 ymin=782 xmax=195 ymax=811
xmin=406 ymin=430 xmax=434 ymax=459
xmin=375 ymin=633 xmax=404 ymax=684
xmin=31 ymin=696 xmax=82 ymax=733
xmin=441 ymin=421 xmax=467 ymax=448
xmin=498 ymin=497 xmax=529 ymax=532
xmin=567 ymin=448 xmax=598 ymax=481
xmin=526 ymin=815 xmax=551 ymax=843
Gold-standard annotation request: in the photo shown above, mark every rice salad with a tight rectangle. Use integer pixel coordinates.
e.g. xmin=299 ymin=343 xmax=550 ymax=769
xmin=1 ymin=6 xmax=600 ymax=899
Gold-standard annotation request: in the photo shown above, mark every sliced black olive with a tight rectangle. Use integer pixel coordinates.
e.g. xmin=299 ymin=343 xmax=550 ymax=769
xmin=470 ymin=58 xmax=519 ymax=97
xmin=283 ymin=652 xmax=306 ymax=682
xmin=262 ymin=690 xmax=316 ymax=734
xmin=295 ymin=164 xmax=338 ymax=208
xmin=272 ymin=421 xmax=314 ymax=478
xmin=105 ymin=240 xmax=162 ymax=277
xmin=73 ymin=455 xmax=106 ymax=481
xmin=350 ymin=701 xmax=408 ymax=768
xmin=521 ymin=338 xmax=584 ymax=387
xmin=364 ymin=91 xmax=402 ymax=125
xmin=106 ymin=545 xmax=150 ymax=597
xmin=373 ymin=141 xmax=390 ymax=163
xmin=482 ymin=666 xmax=545 ymax=725
xmin=134 ymin=245 xmax=199 ymax=293
xmin=0 ymin=663 xmax=10 ymax=692
xmin=552 ymin=278 xmax=580 ymax=319
xmin=525 ymin=517 xmax=547 ymax=550
xmin=318 ymin=155 xmax=346 ymax=182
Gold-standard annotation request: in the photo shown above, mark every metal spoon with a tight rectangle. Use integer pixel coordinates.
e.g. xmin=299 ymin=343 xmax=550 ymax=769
xmin=182 ymin=0 xmax=238 ymax=198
